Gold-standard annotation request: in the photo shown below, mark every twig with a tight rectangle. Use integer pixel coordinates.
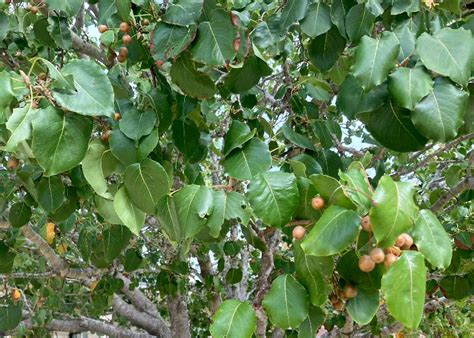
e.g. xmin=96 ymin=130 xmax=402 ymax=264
xmin=431 ymin=177 xmax=474 ymax=212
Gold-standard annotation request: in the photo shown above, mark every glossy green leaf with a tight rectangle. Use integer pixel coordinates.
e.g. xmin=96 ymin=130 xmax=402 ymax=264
xmin=388 ymin=66 xmax=433 ymax=110
xmin=301 ymin=2 xmax=331 ymax=38
xmin=172 ymin=120 xmax=209 ymax=163
xmin=330 ymin=0 xmax=354 ymax=38
xmin=5 ymin=104 xmax=36 ymax=152
xmin=360 ymin=101 xmax=428 ymax=152
xmin=45 ymin=0 xmax=83 ymax=16
xmin=0 ymin=242 xmax=15 ymax=273
xmin=282 ymin=124 xmax=316 ymax=150
xmin=53 ymin=60 xmax=115 ymax=117
xmin=369 ymin=175 xmax=418 ymax=247
xmin=223 ymin=138 xmax=271 ymax=180
xmin=9 ymin=202 xmax=31 ymax=228
xmin=119 ymin=109 xmax=156 ymax=141
xmin=98 ymin=0 xmax=117 ymax=25
xmin=301 ymin=205 xmax=360 ymax=256
xmin=345 ymin=4 xmax=375 ymax=43
xmin=37 ymin=176 xmax=65 ymax=212
xmin=162 ymin=0 xmax=203 ymax=26
xmin=416 ymin=28 xmax=473 ymax=86
xmin=247 ymin=172 xmax=299 ymax=228
xmin=308 ymin=26 xmax=346 ymax=72
xmin=352 ymin=31 xmax=400 ymax=92
xmin=210 ymin=300 xmax=256 ymax=338
xmin=223 ymin=120 xmax=255 ymax=156
xmin=114 ymin=187 xmax=145 ymax=235
xmin=339 ymin=162 xmax=373 ymax=214
xmin=124 ymin=159 xmax=170 ymax=214
xmin=346 ymin=288 xmax=379 ymax=325
xmin=263 ymin=274 xmax=309 ymax=329
xmin=294 ymin=241 xmax=333 ymax=306
xmin=381 ymin=251 xmax=426 ymax=329
xmin=109 ymin=129 xmax=138 ymax=166
xmin=0 ymin=304 xmax=22 ymax=331
xmin=31 ymin=107 xmax=92 ymax=176
xmin=391 ymin=0 xmax=419 ymax=15
xmin=170 ymin=55 xmax=217 ymax=98
xmin=294 ymin=177 xmax=323 ymax=221
xmin=206 ymin=190 xmax=250 ymax=237
xmin=440 ymin=276 xmax=470 ymax=300
xmin=151 ymin=23 xmax=196 ymax=61
xmin=224 ymin=56 xmax=272 ymax=94
xmin=298 ymin=306 xmax=325 ymax=338
xmin=413 ymin=209 xmax=452 ymax=269
xmin=96 ymin=195 xmax=122 ymax=224
xmin=309 ymin=174 xmax=354 ymax=209
xmin=279 ymin=0 xmax=308 ymax=33
xmin=412 ymin=78 xmax=469 ymax=142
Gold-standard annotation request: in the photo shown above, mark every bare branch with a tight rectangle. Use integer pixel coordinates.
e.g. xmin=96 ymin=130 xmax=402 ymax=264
xmin=167 ymin=294 xmax=192 ymax=338
xmin=431 ymin=177 xmax=474 ymax=212
xmin=331 ymin=134 xmax=364 ymax=158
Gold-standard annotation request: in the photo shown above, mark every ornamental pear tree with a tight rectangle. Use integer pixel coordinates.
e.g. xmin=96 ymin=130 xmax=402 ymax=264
xmin=0 ymin=0 xmax=473 ymax=337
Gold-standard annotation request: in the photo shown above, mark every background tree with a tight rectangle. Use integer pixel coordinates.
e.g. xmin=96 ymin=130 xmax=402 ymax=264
xmin=0 ymin=0 xmax=473 ymax=336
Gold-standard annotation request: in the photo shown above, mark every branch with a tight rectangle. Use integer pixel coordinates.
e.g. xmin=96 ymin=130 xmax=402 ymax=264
xmin=331 ymin=134 xmax=364 ymax=158
xmin=431 ymin=177 xmax=474 ymax=212
xmin=70 ymin=31 xmax=110 ymax=66
xmin=167 ymin=294 xmax=191 ymax=338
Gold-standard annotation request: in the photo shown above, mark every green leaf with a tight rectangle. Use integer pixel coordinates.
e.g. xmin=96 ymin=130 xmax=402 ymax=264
xmin=31 ymin=107 xmax=92 ymax=176
xmin=346 ymin=288 xmax=379 ymax=325
xmin=206 ymin=190 xmax=250 ymax=237
xmin=264 ymin=274 xmax=309 ymax=330
xmin=170 ymin=55 xmax=217 ymax=98
xmin=109 ymin=129 xmax=138 ymax=166
xmin=223 ymin=120 xmax=255 ymax=156
xmin=366 ymin=0 xmax=384 ymax=16
xmin=298 ymin=306 xmax=325 ymax=338
xmin=124 ymin=159 xmax=170 ymax=214
xmin=47 ymin=17 xmax=72 ymax=50
xmin=138 ymin=128 xmax=159 ymax=160
xmin=37 ymin=176 xmax=65 ymax=212
xmin=294 ymin=241 xmax=333 ymax=306
xmin=339 ymin=162 xmax=373 ymax=215
xmin=0 ymin=12 xmax=9 ymax=41
xmin=81 ymin=140 xmax=117 ymax=199
xmin=412 ymin=78 xmax=469 ymax=142
xmin=172 ymin=120 xmax=209 ymax=163
xmin=308 ymin=26 xmax=346 ymax=72
xmin=301 ymin=205 xmax=360 ymax=256
xmin=359 ymin=101 xmax=428 ymax=152
xmin=114 ymin=187 xmax=145 ymax=235
xmin=45 ymin=0 xmax=84 ymax=16
xmin=391 ymin=0 xmax=419 ymax=15
xmin=151 ymin=23 xmax=196 ymax=61
xmin=0 ymin=242 xmax=15 ymax=273
xmin=309 ymin=174 xmax=355 ymax=209
xmin=416 ymin=27 xmax=473 ymax=86
xmin=163 ymin=0 xmax=203 ymax=26
xmin=0 ymin=304 xmax=22 ymax=331
xmin=330 ymin=0 xmax=353 ymax=38
xmin=53 ymin=60 xmax=115 ymax=117
xmin=98 ymin=0 xmax=117 ymax=25
xmin=224 ymin=56 xmax=272 ymax=94
xmin=5 ymin=105 xmax=36 ymax=152
xmin=388 ymin=66 xmax=433 ymax=110
xmin=369 ymin=175 xmax=418 ymax=248
xmin=412 ymin=209 xmax=452 ymax=270
xmin=440 ymin=276 xmax=470 ymax=300
xmin=282 ymin=124 xmax=316 ymax=150
xmin=294 ymin=177 xmax=323 ymax=221
xmin=345 ymin=4 xmax=375 ymax=43
xmin=300 ymin=2 xmax=332 ymax=38
xmin=9 ymin=202 xmax=32 ymax=228
xmin=279 ymin=0 xmax=308 ymax=34
xmin=116 ymin=0 xmax=131 ymax=20
xmin=292 ymin=154 xmax=323 ymax=176
xmin=247 ymin=172 xmax=299 ymax=228
xmin=96 ymin=195 xmax=122 ymax=224
xmin=223 ymin=138 xmax=271 ymax=180
xmin=381 ymin=251 xmax=426 ymax=329
xmin=315 ymin=150 xmax=343 ymax=178
xmin=210 ymin=300 xmax=256 ymax=338
xmin=102 ymin=225 xmax=132 ymax=262
xmin=191 ymin=9 xmax=236 ymax=66
xmin=119 ymin=109 xmax=156 ymax=141
xmin=352 ymin=31 xmax=400 ymax=92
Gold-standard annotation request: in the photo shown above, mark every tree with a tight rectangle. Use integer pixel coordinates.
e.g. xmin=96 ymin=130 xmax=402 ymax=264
xmin=0 ymin=0 xmax=473 ymax=336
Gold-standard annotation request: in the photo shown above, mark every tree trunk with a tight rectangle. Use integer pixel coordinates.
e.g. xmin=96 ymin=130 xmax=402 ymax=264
xmin=167 ymin=294 xmax=191 ymax=338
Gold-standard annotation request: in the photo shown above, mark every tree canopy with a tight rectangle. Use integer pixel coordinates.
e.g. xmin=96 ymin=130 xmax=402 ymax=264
xmin=0 ymin=0 xmax=473 ymax=336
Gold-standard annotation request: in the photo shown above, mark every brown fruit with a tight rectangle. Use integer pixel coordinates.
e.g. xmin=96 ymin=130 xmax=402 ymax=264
xmin=6 ymin=157 xmax=18 ymax=170
xmin=113 ymin=112 xmax=121 ymax=121
xmin=292 ymin=225 xmax=306 ymax=240
xmin=141 ymin=18 xmax=150 ymax=26
xmin=117 ymin=54 xmax=127 ymax=63
xmin=118 ymin=46 xmax=128 ymax=57
xmin=400 ymin=233 xmax=413 ymax=249
xmin=361 ymin=215 xmax=372 ymax=232
xmin=232 ymin=38 xmax=241 ymax=52
xmin=100 ymin=130 xmax=111 ymax=143
xmin=311 ymin=196 xmax=325 ymax=210
xmin=98 ymin=24 xmax=108 ymax=33
xmin=358 ymin=255 xmax=375 ymax=272
xmin=30 ymin=6 xmax=38 ymax=14
xmin=384 ymin=253 xmax=397 ymax=267
xmin=333 ymin=300 xmax=344 ymax=311
xmin=230 ymin=13 xmax=238 ymax=26
xmin=38 ymin=72 xmax=47 ymax=81
xmin=395 ymin=234 xmax=405 ymax=248
xmin=26 ymin=3 xmax=32 ymax=11
xmin=155 ymin=59 xmax=164 ymax=69
xmin=122 ymin=34 xmax=132 ymax=45
xmin=119 ymin=22 xmax=129 ymax=33
xmin=10 ymin=289 xmax=21 ymax=301
xmin=385 ymin=246 xmax=401 ymax=257
xmin=343 ymin=284 xmax=357 ymax=299
xmin=370 ymin=248 xmax=385 ymax=264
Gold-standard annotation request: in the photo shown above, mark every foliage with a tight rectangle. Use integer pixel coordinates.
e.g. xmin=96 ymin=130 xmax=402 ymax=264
xmin=0 ymin=0 xmax=473 ymax=336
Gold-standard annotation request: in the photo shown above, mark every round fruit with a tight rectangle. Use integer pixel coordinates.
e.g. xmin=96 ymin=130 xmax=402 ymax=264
xmin=361 ymin=215 xmax=372 ymax=232
xmin=385 ymin=246 xmax=401 ymax=257
xmin=117 ymin=54 xmax=127 ymax=63
xmin=311 ymin=196 xmax=325 ymax=210
xmin=141 ymin=18 xmax=150 ymax=26
xmin=155 ymin=59 xmax=164 ymax=69
xmin=98 ymin=24 xmax=108 ymax=33
xmin=10 ymin=289 xmax=21 ymax=301
xmin=6 ymin=157 xmax=18 ymax=170
xmin=400 ymin=233 xmax=413 ymax=249
xmin=26 ymin=3 xmax=32 ymax=11
xmin=230 ymin=13 xmax=238 ymax=26
xmin=370 ymin=248 xmax=385 ymax=264
xmin=30 ymin=6 xmax=38 ymax=14
xmin=38 ymin=72 xmax=47 ymax=81
xmin=232 ymin=38 xmax=241 ymax=52
xmin=292 ymin=225 xmax=305 ymax=240
xmin=332 ymin=300 xmax=344 ymax=311
xmin=118 ymin=46 xmax=128 ymax=57
xmin=384 ymin=253 xmax=397 ymax=267
xmin=122 ymin=34 xmax=132 ymax=44
xmin=358 ymin=255 xmax=375 ymax=272
xmin=100 ymin=130 xmax=111 ymax=143
xmin=343 ymin=285 xmax=357 ymax=299
xmin=113 ymin=112 xmax=121 ymax=121
xmin=119 ymin=22 xmax=129 ymax=33
xmin=395 ymin=234 xmax=405 ymax=248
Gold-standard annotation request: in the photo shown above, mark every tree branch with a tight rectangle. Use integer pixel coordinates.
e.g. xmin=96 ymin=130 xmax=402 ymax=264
xmin=431 ymin=177 xmax=474 ymax=212
xmin=167 ymin=294 xmax=191 ymax=338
